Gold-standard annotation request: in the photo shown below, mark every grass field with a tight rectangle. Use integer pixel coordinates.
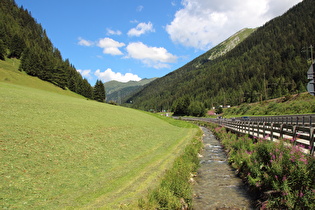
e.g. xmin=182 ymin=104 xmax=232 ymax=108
xmin=0 ymin=59 xmax=198 ymax=209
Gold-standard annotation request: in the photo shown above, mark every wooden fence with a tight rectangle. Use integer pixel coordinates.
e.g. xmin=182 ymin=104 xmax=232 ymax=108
xmin=183 ymin=114 xmax=315 ymax=155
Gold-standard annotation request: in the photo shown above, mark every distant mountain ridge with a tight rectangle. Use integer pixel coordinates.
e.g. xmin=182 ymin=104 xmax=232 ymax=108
xmin=105 ymin=78 xmax=158 ymax=103
xmin=207 ymin=28 xmax=256 ymax=60
xmin=190 ymin=28 xmax=256 ymax=69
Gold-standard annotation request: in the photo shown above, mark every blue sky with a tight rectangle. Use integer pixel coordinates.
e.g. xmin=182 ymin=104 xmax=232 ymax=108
xmin=15 ymin=0 xmax=302 ymax=85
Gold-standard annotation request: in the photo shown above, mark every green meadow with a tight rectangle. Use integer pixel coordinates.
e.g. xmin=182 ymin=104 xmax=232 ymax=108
xmin=0 ymin=59 xmax=198 ymax=209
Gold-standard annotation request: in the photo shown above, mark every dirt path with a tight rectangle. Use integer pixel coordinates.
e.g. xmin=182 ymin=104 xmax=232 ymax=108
xmin=192 ymin=127 xmax=255 ymax=209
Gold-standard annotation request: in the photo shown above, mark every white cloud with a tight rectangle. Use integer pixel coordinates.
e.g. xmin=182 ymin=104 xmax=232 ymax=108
xmin=97 ymin=38 xmax=125 ymax=55
xmin=126 ymin=42 xmax=178 ymax=69
xmin=94 ymin=68 xmax=141 ymax=83
xmin=127 ymin=22 xmax=155 ymax=37
xmin=266 ymin=0 xmax=302 ymax=18
xmin=106 ymin=28 xmax=122 ymax=36
xmin=130 ymin=20 xmax=139 ymax=24
xmin=137 ymin=5 xmax=144 ymax=12
xmin=77 ymin=69 xmax=92 ymax=78
xmin=78 ymin=37 xmax=94 ymax=47
xmin=166 ymin=0 xmax=302 ymax=50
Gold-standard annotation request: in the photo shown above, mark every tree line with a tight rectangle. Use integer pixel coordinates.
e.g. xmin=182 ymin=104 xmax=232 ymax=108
xmin=126 ymin=0 xmax=315 ymax=115
xmin=0 ymin=0 xmax=105 ymax=102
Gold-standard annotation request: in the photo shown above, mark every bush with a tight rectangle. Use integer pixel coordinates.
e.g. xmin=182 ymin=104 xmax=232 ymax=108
xmin=188 ymin=101 xmax=206 ymax=117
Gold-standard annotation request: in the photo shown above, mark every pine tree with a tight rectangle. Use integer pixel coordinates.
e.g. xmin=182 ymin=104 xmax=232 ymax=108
xmin=82 ymin=79 xmax=93 ymax=99
xmin=93 ymin=80 xmax=106 ymax=102
xmin=8 ymin=34 xmax=25 ymax=58
xmin=172 ymin=96 xmax=190 ymax=116
xmin=0 ymin=40 xmax=6 ymax=60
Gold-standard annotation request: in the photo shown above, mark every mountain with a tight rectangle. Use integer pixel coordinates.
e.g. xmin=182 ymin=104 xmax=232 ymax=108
xmin=126 ymin=0 xmax=315 ymax=112
xmin=207 ymin=28 xmax=256 ymax=61
xmin=105 ymin=78 xmax=157 ymax=103
xmin=169 ymin=28 xmax=256 ymax=71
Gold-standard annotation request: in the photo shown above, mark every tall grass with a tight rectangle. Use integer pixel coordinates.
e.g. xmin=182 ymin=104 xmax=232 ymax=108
xmin=135 ymin=129 xmax=203 ymax=209
xmin=0 ymin=65 xmax=199 ymax=209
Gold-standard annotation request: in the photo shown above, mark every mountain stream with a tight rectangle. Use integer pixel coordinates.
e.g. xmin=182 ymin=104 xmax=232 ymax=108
xmin=192 ymin=127 xmax=255 ymax=209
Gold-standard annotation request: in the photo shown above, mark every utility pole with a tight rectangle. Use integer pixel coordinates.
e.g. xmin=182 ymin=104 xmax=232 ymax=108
xmin=302 ymin=45 xmax=314 ymax=64
xmin=306 ymin=45 xmax=315 ymax=96
xmin=118 ymin=90 xmax=121 ymax=104
xmin=310 ymin=45 xmax=314 ymax=62
xmin=223 ymin=91 xmax=226 ymax=108
xmin=263 ymin=73 xmax=267 ymax=100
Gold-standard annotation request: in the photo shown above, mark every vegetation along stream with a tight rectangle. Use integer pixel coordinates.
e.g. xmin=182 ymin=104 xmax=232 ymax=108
xmin=193 ymin=127 xmax=255 ymax=209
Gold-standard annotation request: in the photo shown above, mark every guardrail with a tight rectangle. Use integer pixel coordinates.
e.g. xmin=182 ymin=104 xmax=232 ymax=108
xmin=182 ymin=114 xmax=315 ymax=155
xmin=234 ymin=114 xmax=315 ymax=127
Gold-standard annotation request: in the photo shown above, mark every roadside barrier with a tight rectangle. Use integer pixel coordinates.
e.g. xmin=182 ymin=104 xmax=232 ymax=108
xmin=183 ymin=114 xmax=315 ymax=155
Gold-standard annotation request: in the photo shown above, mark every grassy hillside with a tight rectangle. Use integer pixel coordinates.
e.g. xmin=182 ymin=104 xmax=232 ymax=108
xmin=0 ymin=60 xmax=198 ymax=209
xmin=207 ymin=28 xmax=256 ymax=61
xmin=0 ymin=58 xmax=83 ymax=98
xmin=224 ymin=92 xmax=315 ymax=116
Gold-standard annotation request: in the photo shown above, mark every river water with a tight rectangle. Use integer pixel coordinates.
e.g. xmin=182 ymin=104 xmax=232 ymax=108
xmin=192 ymin=127 xmax=255 ymax=209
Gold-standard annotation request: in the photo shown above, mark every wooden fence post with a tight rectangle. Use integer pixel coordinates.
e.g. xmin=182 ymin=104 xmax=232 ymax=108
xmin=309 ymin=127 xmax=315 ymax=155
xmin=292 ymin=125 xmax=297 ymax=145
xmin=279 ymin=124 xmax=284 ymax=139
xmin=247 ymin=121 xmax=250 ymax=134
xmin=263 ymin=122 xmax=266 ymax=138
xmin=270 ymin=123 xmax=274 ymax=141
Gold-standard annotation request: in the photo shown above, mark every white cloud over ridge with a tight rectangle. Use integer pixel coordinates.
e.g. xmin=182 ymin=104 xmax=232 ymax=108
xmin=128 ymin=22 xmax=155 ymax=37
xmin=126 ymin=42 xmax=178 ymax=69
xmin=95 ymin=68 xmax=141 ymax=83
xmin=97 ymin=37 xmax=125 ymax=55
xmin=166 ymin=0 xmax=303 ymax=50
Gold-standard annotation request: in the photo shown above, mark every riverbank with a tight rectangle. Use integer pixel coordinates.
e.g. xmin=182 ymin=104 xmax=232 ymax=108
xmin=193 ymin=127 xmax=254 ymax=209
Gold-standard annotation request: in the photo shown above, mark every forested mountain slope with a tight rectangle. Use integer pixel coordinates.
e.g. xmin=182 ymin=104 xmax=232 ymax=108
xmin=126 ymin=0 xmax=315 ymax=112
xmin=0 ymin=0 xmax=93 ymax=99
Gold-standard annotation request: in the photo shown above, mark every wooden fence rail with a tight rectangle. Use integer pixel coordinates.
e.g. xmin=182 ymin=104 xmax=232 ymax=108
xmin=182 ymin=114 xmax=315 ymax=155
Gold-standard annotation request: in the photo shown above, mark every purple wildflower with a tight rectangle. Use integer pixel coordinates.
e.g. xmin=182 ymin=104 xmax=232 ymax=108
xmin=299 ymin=158 xmax=308 ymax=165
xmin=246 ymin=151 xmax=253 ymax=155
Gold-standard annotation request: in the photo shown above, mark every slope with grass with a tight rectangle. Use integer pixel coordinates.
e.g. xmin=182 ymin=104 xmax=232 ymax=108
xmin=0 ymin=60 xmax=199 ymax=209
xmin=223 ymin=92 xmax=315 ymax=117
